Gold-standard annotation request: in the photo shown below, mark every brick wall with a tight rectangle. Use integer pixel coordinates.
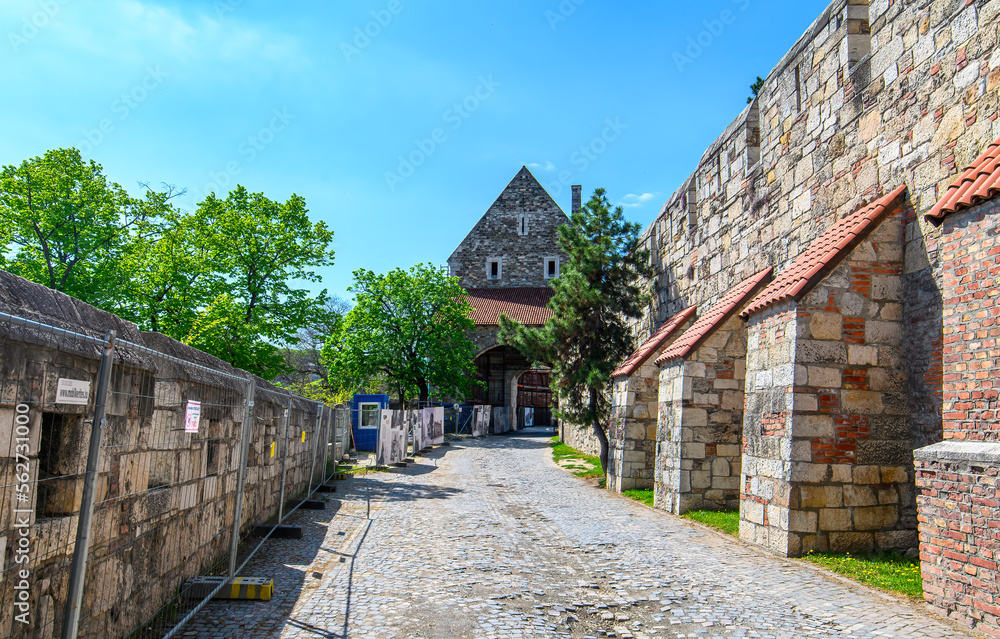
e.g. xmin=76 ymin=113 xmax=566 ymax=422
xmin=915 ymin=442 xmax=1000 ymax=639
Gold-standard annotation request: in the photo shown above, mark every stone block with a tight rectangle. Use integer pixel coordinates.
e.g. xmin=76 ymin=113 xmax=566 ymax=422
xmin=880 ymin=466 xmax=908 ymax=483
xmin=847 ymin=345 xmax=878 ymax=366
xmin=842 ymin=390 xmax=883 ymax=413
xmin=853 ymin=505 xmax=898 ymax=530
xmin=809 ymin=312 xmax=843 ymax=340
xmin=819 ymin=508 xmax=853 ymax=531
xmin=799 ymin=485 xmax=842 ymax=508
xmin=682 ymin=408 xmax=708 ymax=427
xmin=853 ymin=465 xmax=881 ymax=484
xmin=796 ymin=415 xmax=834 ymax=437
xmin=875 ymin=529 xmax=917 ymax=551
xmin=790 ymin=462 xmax=830 ymax=483
xmin=829 ymin=531 xmax=875 ymax=553
xmin=682 ymin=443 xmax=706 ymax=459
xmin=807 ymin=366 xmax=841 ymax=388
xmin=712 ymin=457 xmax=731 ymax=476
xmin=789 ymin=509 xmax=818 ymax=533
xmin=843 ymin=484 xmax=877 ymax=507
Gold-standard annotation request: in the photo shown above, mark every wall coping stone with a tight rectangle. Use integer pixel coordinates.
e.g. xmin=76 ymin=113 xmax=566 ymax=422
xmin=914 ymin=441 xmax=1000 ymax=464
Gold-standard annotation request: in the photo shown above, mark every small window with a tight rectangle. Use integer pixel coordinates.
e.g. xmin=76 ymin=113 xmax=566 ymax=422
xmin=359 ymin=403 xmax=380 ymax=429
xmin=794 ymin=65 xmax=802 ymax=112
xmin=544 ymin=257 xmax=560 ymax=280
xmin=518 ymin=215 xmax=528 ymax=236
xmin=487 ymin=258 xmax=502 ymax=280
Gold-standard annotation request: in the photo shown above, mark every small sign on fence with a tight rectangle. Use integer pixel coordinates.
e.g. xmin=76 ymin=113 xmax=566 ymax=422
xmin=184 ymin=401 xmax=202 ymax=433
xmin=56 ymin=378 xmax=90 ymax=405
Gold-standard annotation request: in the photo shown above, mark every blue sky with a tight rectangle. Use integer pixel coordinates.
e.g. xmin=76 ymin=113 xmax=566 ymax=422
xmin=1 ymin=0 xmax=830 ymax=301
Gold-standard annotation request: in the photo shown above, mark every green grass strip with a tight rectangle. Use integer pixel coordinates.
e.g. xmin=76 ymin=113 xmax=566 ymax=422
xmin=803 ymin=551 xmax=924 ymax=599
xmin=682 ymin=509 xmax=739 ymax=536
xmin=622 ymin=489 xmax=655 ymax=507
xmin=549 ymin=437 xmax=605 ymax=484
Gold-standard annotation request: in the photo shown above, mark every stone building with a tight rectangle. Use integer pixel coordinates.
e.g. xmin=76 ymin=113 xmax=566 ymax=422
xmin=590 ymin=0 xmax=1000 ymax=634
xmin=448 ymin=167 xmax=576 ymax=421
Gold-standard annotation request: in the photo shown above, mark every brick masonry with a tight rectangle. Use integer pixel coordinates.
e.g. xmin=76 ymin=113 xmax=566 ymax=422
xmin=742 ymin=211 xmax=917 ymax=556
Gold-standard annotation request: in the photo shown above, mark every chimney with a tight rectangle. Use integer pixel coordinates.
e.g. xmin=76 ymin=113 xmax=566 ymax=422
xmin=571 ymin=185 xmax=582 ymax=215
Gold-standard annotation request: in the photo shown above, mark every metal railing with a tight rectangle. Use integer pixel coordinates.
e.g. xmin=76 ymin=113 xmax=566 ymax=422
xmin=0 ymin=311 xmax=349 ymax=639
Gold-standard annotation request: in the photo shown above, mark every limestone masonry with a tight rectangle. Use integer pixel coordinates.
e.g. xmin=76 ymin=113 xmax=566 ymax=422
xmin=595 ymin=0 xmax=1000 ymax=636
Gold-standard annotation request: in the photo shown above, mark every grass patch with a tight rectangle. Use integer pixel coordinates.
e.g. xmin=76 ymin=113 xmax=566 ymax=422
xmin=803 ymin=551 xmax=923 ymax=599
xmin=682 ymin=509 xmax=739 ymax=536
xmin=623 ymin=489 xmax=654 ymax=507
xmin=550 ymin=437 xmax=605 ymax=486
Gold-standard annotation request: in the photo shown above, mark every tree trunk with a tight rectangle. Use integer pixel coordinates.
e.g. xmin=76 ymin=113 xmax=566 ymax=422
xmin=418 ymin=379 xmax=429 ymax=403
xmin=589 ymin=388 xmax=609 ymax=475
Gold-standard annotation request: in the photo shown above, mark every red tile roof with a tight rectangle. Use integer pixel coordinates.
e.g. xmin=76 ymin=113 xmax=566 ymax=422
xmin=926 ymin=135 xmax=1000 ymax=224
xmin=465 ymin=287 xmax=553 ymax=326
xmin=740 ymin=185 xmax=908 ymax=318
xmin=611 ymin=306 xmax=697 ymax=379
xmin=655 ymin=268 xmax=773 ymax=365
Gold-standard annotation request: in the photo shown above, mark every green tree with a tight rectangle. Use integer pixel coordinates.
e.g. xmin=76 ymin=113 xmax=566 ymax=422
xmin=500 ymin=188 xmax=651 ymax=473
xmin=0 ymin=148 xmax=169 ymax=309
xmin=748 ymin=75 xmax=765 ymax=104
xmin=323 ymin=264 xmax=479 ymax=405
xmin=179 ymin=185 xmax=335 ymax=377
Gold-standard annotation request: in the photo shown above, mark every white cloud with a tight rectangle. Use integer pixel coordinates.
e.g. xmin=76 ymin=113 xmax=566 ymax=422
xmin=619 ymin=192 xmax=657 ymax=208
xmin=527 ymin=161 xmax=556 ymax=171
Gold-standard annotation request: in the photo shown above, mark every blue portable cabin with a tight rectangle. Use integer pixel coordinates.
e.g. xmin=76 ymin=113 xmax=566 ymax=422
xmin=351 ymin=394 xmax=389 ymax=451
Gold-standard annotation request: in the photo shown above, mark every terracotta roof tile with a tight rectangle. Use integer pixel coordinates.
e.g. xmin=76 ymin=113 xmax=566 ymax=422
xmin=465 ymin=287 xmax=553 ymax=326
xmin=927 ymin=135 xmax=1000 ymax=224
xmin=655 ymin=268 xmax=773 ymax=365
xmin=741 ymin=185 xmax=908 ymax=318
xmin=611 ymin=306 xmax=696 ymax=379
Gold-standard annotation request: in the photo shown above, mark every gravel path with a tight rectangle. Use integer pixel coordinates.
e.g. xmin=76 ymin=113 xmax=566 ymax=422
xmin=181 ymin=429 xmax=976 ymax=639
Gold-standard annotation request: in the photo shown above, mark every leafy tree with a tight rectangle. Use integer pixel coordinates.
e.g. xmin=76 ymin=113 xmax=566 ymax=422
xmin=748 ymin=75 xmax=765 ymax=104
xmin=178 ymin=186 xmax=335 ymax=377
xmin=0 ymin=148 xmax=170 ymax=309
xmin=500 ymin=188 xmax=650 ymax=473
xmin=323 ymin=264 xmax=479 ymax=405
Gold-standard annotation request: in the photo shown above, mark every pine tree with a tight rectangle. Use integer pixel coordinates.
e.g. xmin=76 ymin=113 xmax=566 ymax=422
xmin=500 ymin=188 xmax=651 ymax=472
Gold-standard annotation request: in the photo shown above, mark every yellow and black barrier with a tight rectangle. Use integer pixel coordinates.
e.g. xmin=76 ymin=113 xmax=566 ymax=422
xmin=182 ymin=576 xmax=274 ymax=601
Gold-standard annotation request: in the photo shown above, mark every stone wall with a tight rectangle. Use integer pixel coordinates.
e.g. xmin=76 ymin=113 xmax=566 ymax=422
xmin=655 ymin=316 xmax=746 ymax=514
xmin=0 ymin=272 xmax=328 ymax=639
xmin=608 ymin=363 xmax=658 ymax=492
xmin=745 ymin=211 xmax=917 ymax=556
xmin=448 ymin=167 xmax=569 ymax=289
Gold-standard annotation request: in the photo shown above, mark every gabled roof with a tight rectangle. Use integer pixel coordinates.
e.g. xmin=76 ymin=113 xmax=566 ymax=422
xmin=655 ymin=268 xmax=773 ymax=365
xmin=926 ymin=135 xmax=1000 ymax=225
xmin=611 ymin=306 xmax=696 ymax=379
xmin=465 ymin=287 xmax=553 ymax=326
xmin=741 ymin=185 xmax=908 ymax=318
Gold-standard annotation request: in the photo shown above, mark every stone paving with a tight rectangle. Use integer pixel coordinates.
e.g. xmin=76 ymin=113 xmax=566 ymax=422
xmin=181 ymin=429 xmax=978 ymax=639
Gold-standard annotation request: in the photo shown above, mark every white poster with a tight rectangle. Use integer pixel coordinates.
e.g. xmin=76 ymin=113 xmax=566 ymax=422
xmin=184 ymin=400 xmax=202 ymax=433
xmin=56 ymin=378 xmax=90 ymax=405
xmin=525 ymin=407 xmax=534 ymax=427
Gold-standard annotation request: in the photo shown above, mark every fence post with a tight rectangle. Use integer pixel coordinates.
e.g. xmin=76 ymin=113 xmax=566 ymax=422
xmin=307 ymin=405 xmax=323 ymax=494
xmin=323 ymin=405 xmax=332 ymax=480
xmin=228 ymin=376 xmax=256 ymax=579
xmin=276 ymin=392 xmax=292 ymax=523
xmin=60 ymin=329 xmax=116 ymax=639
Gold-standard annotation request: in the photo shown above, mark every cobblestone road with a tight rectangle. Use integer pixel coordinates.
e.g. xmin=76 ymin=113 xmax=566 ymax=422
xmin=183 ymin=430 xmax=977 ymax=639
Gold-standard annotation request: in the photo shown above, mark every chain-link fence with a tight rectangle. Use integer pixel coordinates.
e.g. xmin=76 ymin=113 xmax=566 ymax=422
xmin=0 ymin=310 xmax=348 ymax=639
